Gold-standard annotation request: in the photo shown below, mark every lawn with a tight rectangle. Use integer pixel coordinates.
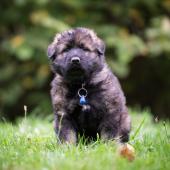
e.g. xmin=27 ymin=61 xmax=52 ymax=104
xmin=0 ymin=110 xmax=169 ymax=170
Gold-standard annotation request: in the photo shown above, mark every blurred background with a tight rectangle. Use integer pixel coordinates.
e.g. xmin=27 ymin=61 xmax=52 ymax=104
xmin=0 ymin=0 xmax=170 ymax=121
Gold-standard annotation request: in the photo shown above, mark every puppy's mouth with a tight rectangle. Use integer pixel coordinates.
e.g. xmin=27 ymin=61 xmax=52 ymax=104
xmin=65 ymin=65 xmax=86 ymax=82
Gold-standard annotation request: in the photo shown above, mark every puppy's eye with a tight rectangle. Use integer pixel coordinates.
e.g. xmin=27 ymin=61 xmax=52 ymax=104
xmin=62 ymin=48 xmax=70 ymax=53
xmin=83 ymin=47 xmax=90 ymax=52
xmin=79 ymin=44 xmax=90 ymax=52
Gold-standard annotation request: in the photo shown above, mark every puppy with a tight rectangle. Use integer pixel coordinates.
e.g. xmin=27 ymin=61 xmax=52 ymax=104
xmin=47 ymin=27 xmax=131 ymax=144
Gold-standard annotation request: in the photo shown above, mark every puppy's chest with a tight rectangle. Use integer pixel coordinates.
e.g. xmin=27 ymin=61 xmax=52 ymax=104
xmin=66 ymin=89 xmax=105 ymax=114
xmin=66 ymin=90 xmax=105 ymax=131
xmin=71 ymin=103 xmax=101 ymax=131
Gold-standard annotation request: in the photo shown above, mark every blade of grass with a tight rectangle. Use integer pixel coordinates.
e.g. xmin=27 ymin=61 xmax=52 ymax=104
xmin=131 ymin=117 xmax=146 ymax=140
xmin=163 ymin=121 xmax=169 ymax=142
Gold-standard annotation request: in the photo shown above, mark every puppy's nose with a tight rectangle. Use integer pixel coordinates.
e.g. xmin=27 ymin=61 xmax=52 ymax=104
xmin=71 ymin=56 xmax=80 ymax=64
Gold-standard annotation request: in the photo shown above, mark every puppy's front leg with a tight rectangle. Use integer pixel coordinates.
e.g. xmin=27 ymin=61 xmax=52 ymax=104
xmin=99 ymin=114 xmax=120 ymax=141
xmin=54 ymin=113 xmax=77 ymax=144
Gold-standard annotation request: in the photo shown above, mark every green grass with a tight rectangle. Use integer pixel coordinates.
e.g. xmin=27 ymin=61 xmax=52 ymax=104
xmin=0 ymin=110 xmax=170 ymax=170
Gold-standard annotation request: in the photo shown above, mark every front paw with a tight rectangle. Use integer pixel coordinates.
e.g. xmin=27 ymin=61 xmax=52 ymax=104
xmin=100 ymin=128 xmax=118 ymax=141
xmin=57 ymin=128 xmax=77 ymax=144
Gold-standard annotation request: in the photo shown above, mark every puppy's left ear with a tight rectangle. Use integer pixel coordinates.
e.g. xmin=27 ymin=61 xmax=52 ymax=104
xmin=97 ymin=39 xmax=105 ymax=55
xmin=47 ymin=44 xmax=56 ymax=60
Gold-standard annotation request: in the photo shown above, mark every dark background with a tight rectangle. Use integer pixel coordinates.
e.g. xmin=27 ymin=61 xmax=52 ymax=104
xmin=0 ymin=0 xmax=170 ymax=120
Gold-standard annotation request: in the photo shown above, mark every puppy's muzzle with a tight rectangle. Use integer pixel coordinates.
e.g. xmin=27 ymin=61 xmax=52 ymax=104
xmin=71 ymin=56 xmax=80 ymax=64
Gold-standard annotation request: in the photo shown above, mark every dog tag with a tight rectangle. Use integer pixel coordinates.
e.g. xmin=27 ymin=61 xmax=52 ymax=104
xmin=78 ymin=83 xmax=88 ymax=106
xmin=79 ymin=95 xmax=87 ymax=105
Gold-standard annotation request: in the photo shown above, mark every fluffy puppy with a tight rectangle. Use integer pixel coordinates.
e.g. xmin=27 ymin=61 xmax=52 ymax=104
xmin=47 ymin=27 xmax=131 ymax=144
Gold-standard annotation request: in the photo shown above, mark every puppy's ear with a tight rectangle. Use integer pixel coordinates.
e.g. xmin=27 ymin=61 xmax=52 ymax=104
xmin=47 ymin=44 xmax=56 ymax=60
xmin=97 ymin=39 xmax=105 ymax=55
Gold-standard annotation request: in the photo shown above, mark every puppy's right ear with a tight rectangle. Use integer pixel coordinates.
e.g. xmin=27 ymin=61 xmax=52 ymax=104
xmin=97 ymin=39 xmax=105 ymax=56
xmin=47 ymin=44 xmax=56 ymax=60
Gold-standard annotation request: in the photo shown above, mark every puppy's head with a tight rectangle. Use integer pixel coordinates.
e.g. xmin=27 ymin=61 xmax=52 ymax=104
xmin=47 ymin=27 xmax=105 ymax=82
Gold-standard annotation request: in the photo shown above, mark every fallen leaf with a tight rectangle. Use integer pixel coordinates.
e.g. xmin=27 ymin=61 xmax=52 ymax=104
xmin=118 ymin=143 xmax=135 ymax=161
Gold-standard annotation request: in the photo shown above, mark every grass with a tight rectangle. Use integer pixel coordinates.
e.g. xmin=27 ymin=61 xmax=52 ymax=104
xmin=0 ymin=110 xmax=170 ymax=170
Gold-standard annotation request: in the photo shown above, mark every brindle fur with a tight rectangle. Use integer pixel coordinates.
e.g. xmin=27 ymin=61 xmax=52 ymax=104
xmin=47 ymin=28 xmax=131 ymax=143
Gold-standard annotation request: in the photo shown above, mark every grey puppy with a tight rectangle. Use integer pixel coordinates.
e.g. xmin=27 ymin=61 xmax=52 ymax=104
xmin=47 ymin=27 xmax=131 ymax=144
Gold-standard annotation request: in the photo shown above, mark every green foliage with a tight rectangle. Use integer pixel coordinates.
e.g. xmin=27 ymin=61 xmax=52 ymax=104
xmin=0 ymin=0 xmax=170 ymax=118
xmin=0 ymin=110 xmax=170 ymax=170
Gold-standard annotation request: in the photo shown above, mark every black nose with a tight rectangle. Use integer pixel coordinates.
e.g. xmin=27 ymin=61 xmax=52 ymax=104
xmin=71 ymin=57 xmax=80 ymax=64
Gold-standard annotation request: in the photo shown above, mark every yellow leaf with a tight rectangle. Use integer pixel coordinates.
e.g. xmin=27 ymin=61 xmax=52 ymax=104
xmin=118 ymin=143 xmax=135 ymax=161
